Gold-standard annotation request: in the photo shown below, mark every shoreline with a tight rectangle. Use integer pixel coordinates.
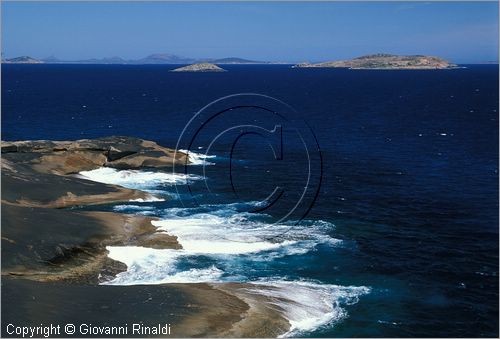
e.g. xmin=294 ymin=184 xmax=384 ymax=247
xmin=1 ymin=136 xmax=292 ymax=337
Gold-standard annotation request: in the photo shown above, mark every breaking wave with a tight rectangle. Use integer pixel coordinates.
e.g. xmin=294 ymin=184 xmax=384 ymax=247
xmin=88 ymin=159 xmax=369 ymax=337
xmin=248 ymin=280 xmax=371 ymax=337
xmin=178 ymin=149 xmax=216 ymax=166
xmin=77 ymin=167 xmax=203 ymax=190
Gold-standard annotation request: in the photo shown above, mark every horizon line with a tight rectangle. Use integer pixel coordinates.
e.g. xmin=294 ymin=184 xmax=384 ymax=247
xmin=2 ymin=53 xmax=499 ymax=65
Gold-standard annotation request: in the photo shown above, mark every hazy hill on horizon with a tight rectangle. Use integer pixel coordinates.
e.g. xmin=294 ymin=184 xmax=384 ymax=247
xmin=2 ymin=53 xmax=269 ymax=64
xmin=3 ymin=53 xmax=497 ymax=65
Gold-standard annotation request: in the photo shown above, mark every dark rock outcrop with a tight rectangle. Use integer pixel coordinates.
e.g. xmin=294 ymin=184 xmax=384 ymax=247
xmin=1 ymin=137 xmax=186 ymax=280
xmin=1 ymin=136 xmax=293 ymax=337
xmin=2 ymin=136 xmax=190 ymax=175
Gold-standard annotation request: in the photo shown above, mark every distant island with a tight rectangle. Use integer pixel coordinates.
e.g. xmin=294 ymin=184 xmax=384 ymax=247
xmin=1 ymin=53 xmax=267 ymax=65
xmin=294 ymin=54 xmax=458 ymax=70
xmin=2 ymin=56 xmax=43 ymax=64
xmin=171 ymin=63 xmax=226 ymax=72
xmin=1 ymin=53 xmax=463 ymax=69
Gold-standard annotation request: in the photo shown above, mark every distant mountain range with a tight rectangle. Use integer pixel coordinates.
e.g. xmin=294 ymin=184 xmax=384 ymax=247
xmin=6 ymin=53 xmax=492 ymax=66
xmin=2 ymin=56 xmax=44 ymax=64
xmin=2 ymin=53 xmax=272 ymax=64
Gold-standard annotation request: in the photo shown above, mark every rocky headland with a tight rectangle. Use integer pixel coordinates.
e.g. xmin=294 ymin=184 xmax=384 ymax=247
xmin=1 ymin=136 xmax=290 ymax=337
xmin=294 ymin=53 xmax=458 ymax=70
xmin=2 ymin=136 xmax=188 ymax=279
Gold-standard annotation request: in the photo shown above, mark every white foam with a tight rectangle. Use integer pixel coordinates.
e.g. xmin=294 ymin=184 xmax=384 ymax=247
xmin=130 ymin=196 xmax=165 ymax=202
xmin=77 ymin=167 xmax=203 ymax=190
xmin=102 ymin=213 xmax=342 ymax=286
xmin=178 ymin=149 xmax=216 ymax=165
xmin=149 ymin=210 xmax=342 ymax=256
xmin=102 ymin=214 xmax=367 ymax=337
xmin=90 ymin=162 xmax=368 ymax=336
xmin=103 ymin=245 xmax=370 ymax=336
xmin=112 ymin=204 xmax=155 ymax=212
xmin=159 ymin=266 xmax=224 ymax=283
xmin=103 ymin=246 xmax=224 ymax=285
xmin=152 ymin=216 xmax=299 ymax=254
xmin=247 ymin=280 xmax=370 ymax=336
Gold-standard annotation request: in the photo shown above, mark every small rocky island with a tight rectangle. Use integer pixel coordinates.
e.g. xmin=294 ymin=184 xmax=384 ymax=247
xmin=171 ymin=62 xmax=226 ymax=72
xmin=294 ymin=53 xmax=457 ymax=70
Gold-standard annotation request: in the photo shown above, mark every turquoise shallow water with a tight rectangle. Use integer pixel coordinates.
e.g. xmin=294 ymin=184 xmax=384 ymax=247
xmin=2 ymin=64 xmax=499 ymax=336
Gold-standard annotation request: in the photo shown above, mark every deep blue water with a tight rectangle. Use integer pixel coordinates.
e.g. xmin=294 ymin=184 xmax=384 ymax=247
xmin=2 ymin=64 xmax=499 ymax=337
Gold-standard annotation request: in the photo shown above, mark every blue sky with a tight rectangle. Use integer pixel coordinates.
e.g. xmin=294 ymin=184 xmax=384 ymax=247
xmin=1 ymin=2 xmax=498 ymax=63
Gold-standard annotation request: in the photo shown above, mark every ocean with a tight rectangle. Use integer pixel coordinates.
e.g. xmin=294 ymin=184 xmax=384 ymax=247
xmin=2 ymin=64 xmax=498 ymax=337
